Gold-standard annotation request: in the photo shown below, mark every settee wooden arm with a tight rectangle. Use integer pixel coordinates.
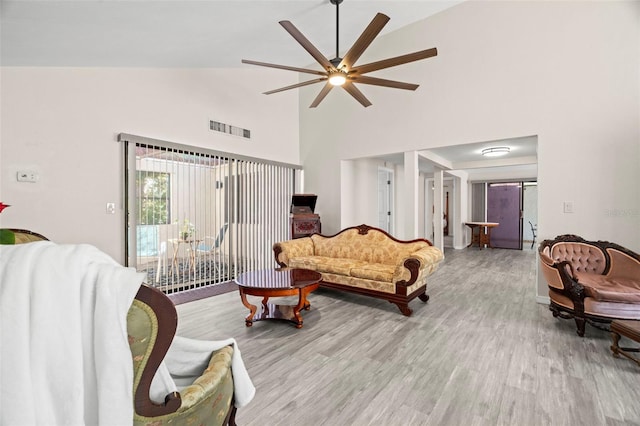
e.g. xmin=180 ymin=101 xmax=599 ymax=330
xmin=556 ymin=261 xmax=587 ymax=305
xmin=396 ymin=258 xmax=421 ymax=288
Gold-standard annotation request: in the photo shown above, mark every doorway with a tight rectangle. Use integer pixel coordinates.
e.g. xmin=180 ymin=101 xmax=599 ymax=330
xmin=487 ymin=182 xmax=522 ymax=249
xmin=377 ymin=167 xmax=394 ymax=233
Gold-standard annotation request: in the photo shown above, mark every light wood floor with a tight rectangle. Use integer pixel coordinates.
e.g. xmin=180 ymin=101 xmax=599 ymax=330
xmin=176 ymin=248 xmax=640 ymax=425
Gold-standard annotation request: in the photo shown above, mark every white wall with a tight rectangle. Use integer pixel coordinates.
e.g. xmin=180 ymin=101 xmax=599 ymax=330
xmin=523 ymin=183 xmax=538 ymax=244
xmin=299 ymin=1 xmax=640 ymax=297
xmin=0 ymin=67 xmax=300 ymax=261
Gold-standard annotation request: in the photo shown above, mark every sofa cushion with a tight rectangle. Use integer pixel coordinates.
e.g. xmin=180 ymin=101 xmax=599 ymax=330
xmin=350 ymin=263 xmax=395 ymax=282
xmin=288 ymin=256 xmax=367 ymax=276
xmin=578 ymin=272 xmax=640 ymax=303
xmin=321 ymin=272 xmax=396 ymax=294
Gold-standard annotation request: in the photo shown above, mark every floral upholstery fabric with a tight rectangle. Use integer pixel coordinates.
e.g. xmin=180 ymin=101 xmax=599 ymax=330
xmin=276 ymin=228 xmax=444 ymax=295
xmin=289 ymin=256 xmax=368 ymax=275
xmin=274 ymin=237 xmax=314 ymax=266
xmin=310 ymin=229 xmax=429 ymax=266
xmin=350 ymin=263 xmax=395 ymax=283
xmin=9 ymin=229 xmax=48 ymax=244
xmin=128 ymin=300 xmax=234 ymax=426
xmin=321 ymin=272 xmax=396 ymax=294
xmin=392 ymin=246 xmax=445 ymax=285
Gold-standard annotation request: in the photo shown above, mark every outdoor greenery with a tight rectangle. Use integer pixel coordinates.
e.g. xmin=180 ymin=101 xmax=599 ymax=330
xmin=137 ymin=171 xmax=170 ymax=225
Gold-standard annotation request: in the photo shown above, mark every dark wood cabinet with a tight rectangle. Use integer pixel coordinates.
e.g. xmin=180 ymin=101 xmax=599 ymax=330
xmin=290 ymin=194 xmax=321 ymax=239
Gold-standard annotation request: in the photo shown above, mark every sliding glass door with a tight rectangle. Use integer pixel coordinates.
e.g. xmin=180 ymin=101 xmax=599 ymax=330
xmin=120 ymin=134 xmax=299 ymax=294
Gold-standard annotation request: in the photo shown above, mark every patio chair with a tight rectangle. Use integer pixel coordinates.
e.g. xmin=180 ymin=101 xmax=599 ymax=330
xmin=529 ymin=221 xmax=537 ymax=249
xmin=196 ymin=223 xmax=229 ymax=280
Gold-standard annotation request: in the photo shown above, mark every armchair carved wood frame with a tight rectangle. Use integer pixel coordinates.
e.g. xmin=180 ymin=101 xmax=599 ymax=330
xmin=130 ymin=284 xmax=237 ymax=426
xmin=539 ymin=234 xmax=640 ymax=337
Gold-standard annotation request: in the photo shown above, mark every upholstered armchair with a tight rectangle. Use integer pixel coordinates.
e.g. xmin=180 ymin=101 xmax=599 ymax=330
xmin=539 ymin=234 xmax=640 ymax=336
xmin=4 ymin=231 xmax=245 ymax=425
xmin=129 ymin=284 xmax=237 ymax=426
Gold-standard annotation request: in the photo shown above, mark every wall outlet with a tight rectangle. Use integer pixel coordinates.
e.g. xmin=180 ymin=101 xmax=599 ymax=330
xmin=17 ymin=170 xmax=38 ymax=183
xmin=563 ymin=201 xmax=574 ymax=213
xmin=106 ymin=202 xmax=116 ymax=214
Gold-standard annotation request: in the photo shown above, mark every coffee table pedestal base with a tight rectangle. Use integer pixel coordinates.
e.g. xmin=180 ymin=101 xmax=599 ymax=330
xmin=239 ymin=285 xmax=317 ymax=329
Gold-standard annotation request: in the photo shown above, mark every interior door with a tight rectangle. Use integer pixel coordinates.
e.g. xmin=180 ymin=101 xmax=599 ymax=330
xmin=377 ymin=168 xmax=393 ymax=233
xmin=487 ymin=182 xmax=523 ymax=249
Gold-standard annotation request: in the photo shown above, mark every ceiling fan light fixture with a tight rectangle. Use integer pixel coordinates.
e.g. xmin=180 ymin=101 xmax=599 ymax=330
xmin=328 ymin=71 xmax=347 ymax=86
xmin=481 ymin=147 xmax=510 ymax=157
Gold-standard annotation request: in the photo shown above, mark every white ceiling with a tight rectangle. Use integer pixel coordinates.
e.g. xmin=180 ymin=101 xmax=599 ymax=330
xmin=1 ymin=0 xmax=537 ymax=177
xmin=1 ymin=0 xmax=462 ymax=67
xmin=375 ymin=136 xmax=538 ymax=177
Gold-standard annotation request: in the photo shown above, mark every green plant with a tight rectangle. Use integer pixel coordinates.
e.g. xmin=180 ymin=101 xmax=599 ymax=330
xmin=0 ymin=229 xmax=15 ymax=245
xmin=176 ymin=218 xmax=195 ymax=240
xmin=0 ymin=202 xmax=14 ymax=244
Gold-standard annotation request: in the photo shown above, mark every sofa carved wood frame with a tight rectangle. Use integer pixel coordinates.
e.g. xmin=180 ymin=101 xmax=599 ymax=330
xmin=539 ymin=234 xmax=640 ymax=337
xmin=274 ymin=224 xmax=432 ymax=316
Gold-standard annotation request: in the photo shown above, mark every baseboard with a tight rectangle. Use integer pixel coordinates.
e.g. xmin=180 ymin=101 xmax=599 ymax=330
xmin=168 ymin=281 xmax=238 ymax=305
xmin=536 ymin=295 xmax=550 ymax=305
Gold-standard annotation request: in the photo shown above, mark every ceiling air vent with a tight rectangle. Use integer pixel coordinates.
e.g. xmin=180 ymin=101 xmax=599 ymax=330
xmin=210 ymin=120 xmax=251 ymax=139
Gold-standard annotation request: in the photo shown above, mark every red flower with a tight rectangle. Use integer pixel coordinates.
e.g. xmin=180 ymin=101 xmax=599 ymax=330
xmin=0 ymin=202 xmax=9 ymax=213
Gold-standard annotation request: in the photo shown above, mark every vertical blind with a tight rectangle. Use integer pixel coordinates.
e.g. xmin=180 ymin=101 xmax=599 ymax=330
xmin=119 ymin=133 xmax=299 ymax=294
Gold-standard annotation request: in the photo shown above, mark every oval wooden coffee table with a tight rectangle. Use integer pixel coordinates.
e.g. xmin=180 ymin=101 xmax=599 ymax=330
xmin=235 ymin=268 xmax=322 ymax=328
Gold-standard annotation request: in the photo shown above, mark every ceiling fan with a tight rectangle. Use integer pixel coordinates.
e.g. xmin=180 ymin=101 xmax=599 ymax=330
xmin=241 ymin=0 xmax=438 ymax=108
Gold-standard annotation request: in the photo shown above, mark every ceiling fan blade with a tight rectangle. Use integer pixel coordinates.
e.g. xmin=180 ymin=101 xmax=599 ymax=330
xmin=263 ymin=78 xmax=327 ymax=95
xmin=242 ymin=59 xmax=327 ymax=76
xmin=309 ymin=82 xmax=334 ymax=108
xmin=279 ymin=20 xmax=333 ymax=71
xmin=348 ymin=75 xmax=419 ymax=91
xmin=342 ymin=82 xmax=372 ymax=108
xmin=338 ymin=13 xmax=390 ymax=70
xmin=351 ymin=47 xmax=438 ymax=75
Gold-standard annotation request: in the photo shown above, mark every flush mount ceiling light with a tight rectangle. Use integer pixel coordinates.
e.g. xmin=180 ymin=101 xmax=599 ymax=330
xmin=482 ymin=147 xmax=510 ymax=157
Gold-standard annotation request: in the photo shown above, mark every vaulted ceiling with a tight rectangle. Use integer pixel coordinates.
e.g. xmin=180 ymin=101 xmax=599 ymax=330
xmin=1 ymin=0 xmax=536 ymax=177
xmin=1 ymin=0 xmax=462 ymax=67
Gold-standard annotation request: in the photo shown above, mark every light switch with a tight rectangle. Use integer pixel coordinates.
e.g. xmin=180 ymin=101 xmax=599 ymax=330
xmin=563 ymin=201 xmax=574 ymax=213
xmin=17 ymin=170 xmax=38 ymax=183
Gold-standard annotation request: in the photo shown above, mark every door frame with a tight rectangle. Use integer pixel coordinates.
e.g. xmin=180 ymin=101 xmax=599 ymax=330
xmin=377 ymin=167 xmax=394 ymax=234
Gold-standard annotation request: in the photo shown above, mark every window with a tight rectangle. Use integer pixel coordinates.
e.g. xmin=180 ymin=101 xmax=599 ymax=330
xmin=136 ymin=171 xmax=170 ymax=225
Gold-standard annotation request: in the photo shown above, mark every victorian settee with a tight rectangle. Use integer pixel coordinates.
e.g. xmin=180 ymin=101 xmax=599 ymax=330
xmin=539 ymin=234 xmax=640 ymax=337
xmin=273 ymin=224 xmax=444 ymax=316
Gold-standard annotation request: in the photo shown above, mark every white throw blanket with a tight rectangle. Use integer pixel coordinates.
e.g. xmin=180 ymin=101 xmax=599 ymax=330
xmin=150 ymin=336 xmax=256 ymax=408
xmin=0 ymin=242 xmax=255 ymax=425
xmin=0 ymin=242 xmax=143 ymax=425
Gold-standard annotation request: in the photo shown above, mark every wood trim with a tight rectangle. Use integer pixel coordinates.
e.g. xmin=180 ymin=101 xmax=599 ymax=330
xmin=273 ymin=245 xmax=285 ymax=267
xmin=133 ymin=284 xmax=182 ymax=417
xmin=318 ymin=280 xmax=428 ymax=317
xmin=315 ymin=224 xmax=434 ymax=246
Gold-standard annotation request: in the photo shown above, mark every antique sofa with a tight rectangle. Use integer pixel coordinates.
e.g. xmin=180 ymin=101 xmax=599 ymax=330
xmin=539 ymin=234 xmax=640 ymax=337
xmin=273 ymin=224 xmax=444 ymax=316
